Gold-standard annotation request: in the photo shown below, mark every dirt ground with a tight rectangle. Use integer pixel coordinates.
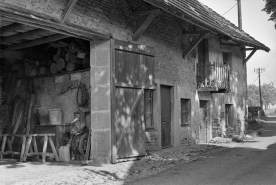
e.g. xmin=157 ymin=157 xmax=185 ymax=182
xmin=131 ymin=120 xmax=276 ymax=185
xmin=0 ymin=120 xmax=272 ymax=185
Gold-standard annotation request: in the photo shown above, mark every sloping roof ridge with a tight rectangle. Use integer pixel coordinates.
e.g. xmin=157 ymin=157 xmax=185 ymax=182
xmin=199 ymin=2 xmax=269 ymax=51
xmin=200 ymin=2 xmax=252 ymax=40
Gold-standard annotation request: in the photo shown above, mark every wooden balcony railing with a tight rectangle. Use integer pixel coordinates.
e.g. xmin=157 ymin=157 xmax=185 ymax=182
xmin=197 ymin=63 xmax=230 ymax=92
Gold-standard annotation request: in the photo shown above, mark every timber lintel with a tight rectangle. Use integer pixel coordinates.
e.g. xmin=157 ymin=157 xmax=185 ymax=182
xmin=132 ymin=10 xmax=160 ymax=41
xmin=0 ymin=29 xmax=50 ymax=44
xmin=182 ymin=32 xmax=206 ymax=59
xmin=6 ymin=34 xmax=69 ymax=50
xmin=244 ymin=48 xmax=257 ymax=63
xmin=60 ymin=0 xmax=78 ymax=22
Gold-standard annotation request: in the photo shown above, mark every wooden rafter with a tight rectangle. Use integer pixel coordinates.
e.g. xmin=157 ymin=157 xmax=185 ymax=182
xmin=182 ymin=31 xmax=208 ymax=35
xmin=220 ymin=41 xmax=241 ymax=47
xmin=182 ymin=33 xmax=206 ymax=59
xmin=245 ymin=47 xmax=255 ymax=51
xmin=0 ymin=29 xmax=49 ymax=44
xmin=133 ymin=9 xmax=160 ymax=41
xmin=134 ymin=9 xmax=160 ymax=16
xmin=0 ymin=23 xmax=25 ymax=35
xmin=6 ymin=34 xmax=68 ymax=50
xmin=60 ymin=0 xmax=78 ymax=22
xmin=244 ymin=48 xmax=257 ymax=62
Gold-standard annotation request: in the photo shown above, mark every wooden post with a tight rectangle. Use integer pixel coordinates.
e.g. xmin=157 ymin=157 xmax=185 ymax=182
xmin=42 ymin=135 xmax=48 ymax=163
xmin=24 ymin=136 xmax=33 ymax=161
xmin=0 ymin=136 xmax=7 ymax=159
xmin=20 ymin=136 xmax=26 ymax=162
xmin=48 ymin=136 xmax=59 ymax=161
xmin=32 ymin=136 xmax=39 ymax=161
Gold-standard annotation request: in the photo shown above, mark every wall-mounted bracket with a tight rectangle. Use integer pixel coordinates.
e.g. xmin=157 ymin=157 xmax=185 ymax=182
xmin=182 ymin=32 xmax=207 ymax=59
xmin=132 ymin=9 xmax=160 ymax=41
xmin=244 ymin=48 xmax=257 ymax=63
xmin=60 ymin=0 xmax=78 ymax=22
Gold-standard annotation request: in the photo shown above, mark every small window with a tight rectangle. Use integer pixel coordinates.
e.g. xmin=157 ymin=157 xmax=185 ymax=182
xmin=145 ymin=90 xmax=154 ymax=130
xmin=181 ymin=99 xmax=191 ymax=127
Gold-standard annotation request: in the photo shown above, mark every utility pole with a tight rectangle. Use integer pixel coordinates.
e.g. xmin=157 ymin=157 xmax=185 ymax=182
xmin=254 ymin=68 xmax=265 ymax=110
xmin=237 ymin=0 xmax=242 ymax=30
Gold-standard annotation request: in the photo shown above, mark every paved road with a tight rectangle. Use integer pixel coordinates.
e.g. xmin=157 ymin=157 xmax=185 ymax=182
xmin=130 ymin=123 xmax=276 ymax=185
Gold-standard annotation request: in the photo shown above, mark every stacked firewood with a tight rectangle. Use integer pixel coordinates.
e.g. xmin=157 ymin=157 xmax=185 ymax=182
xmin=12 ymin=41 xmax=90 ymax=78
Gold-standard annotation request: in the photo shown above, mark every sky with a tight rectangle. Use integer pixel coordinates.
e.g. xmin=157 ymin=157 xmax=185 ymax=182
xmin=199 ymin=0 xmax=276 ymax=86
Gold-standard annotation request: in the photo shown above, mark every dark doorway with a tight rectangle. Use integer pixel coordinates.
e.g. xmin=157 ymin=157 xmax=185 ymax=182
xmin=225 ymin=104 xmax=233 ymax=128
xmin=199 ymin=100 xmax=209 ymax=143
xmin=161 ymin=85 xmax=172 ymax=148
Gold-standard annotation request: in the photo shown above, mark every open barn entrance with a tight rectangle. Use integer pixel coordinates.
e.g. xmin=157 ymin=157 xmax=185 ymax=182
xmin=0 ymin=18 xmax=94 ymax=162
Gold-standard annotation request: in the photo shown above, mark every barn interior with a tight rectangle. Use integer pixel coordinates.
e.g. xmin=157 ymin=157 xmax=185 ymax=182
xmin=0 ymin=18 xmax=92 ymax=162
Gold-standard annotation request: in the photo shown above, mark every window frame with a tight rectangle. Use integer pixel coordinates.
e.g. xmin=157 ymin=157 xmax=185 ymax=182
xmin=144 ymin=90 xmax=154 ymax=130
xmin=181 ymin=99 xmax=191 ymax=127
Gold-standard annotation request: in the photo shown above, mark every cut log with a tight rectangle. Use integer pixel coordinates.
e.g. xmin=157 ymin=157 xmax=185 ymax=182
xmin=50 ymin=63 xmax=58 ymax=74
xmin=39 ymin=67 xmax=50 ymax=75
xmin=71 ymin=55 xmax=77 ymax=63
xmin=66 ymin=62 xmax=80 ymax=72
xmin=65 ymin=52 xmax=72 ymax=62
xmin=25 ymin=64 xmax=37 ymax=77
xmin=68 ymin=43 xmax=80 ymax=54
xmin=56 ymin=58 xmax=66 ymax=71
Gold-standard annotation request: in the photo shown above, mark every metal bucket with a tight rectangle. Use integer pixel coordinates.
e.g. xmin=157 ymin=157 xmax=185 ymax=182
xmin=36 ymin=107 xmax=51 ymax=125
xmin=49 ymin=108 xmax=63 ymax=125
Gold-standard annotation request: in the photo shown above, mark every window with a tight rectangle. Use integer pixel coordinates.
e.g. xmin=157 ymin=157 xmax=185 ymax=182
xmin=223 ymin=52 xmax=232 ymax=71
xmin=181 ymin=99 xmax=191 ymax=127
xmin=145 ymin=90 xmax=154 ymax=130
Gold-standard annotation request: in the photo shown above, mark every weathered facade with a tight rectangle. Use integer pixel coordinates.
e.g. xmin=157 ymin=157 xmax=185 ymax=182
xmin=0 ymin=0 xmax=269 ymax=164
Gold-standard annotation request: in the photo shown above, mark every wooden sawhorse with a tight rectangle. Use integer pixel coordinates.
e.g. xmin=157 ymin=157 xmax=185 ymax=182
xmin=0 ymin=134 xmax=27 ymax=162
xmin=24 ymin=134 xmax=59 ymax=163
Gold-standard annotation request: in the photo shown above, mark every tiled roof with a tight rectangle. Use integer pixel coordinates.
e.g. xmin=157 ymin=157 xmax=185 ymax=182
xmin=144 ymin=0 xmax=270 ymax=52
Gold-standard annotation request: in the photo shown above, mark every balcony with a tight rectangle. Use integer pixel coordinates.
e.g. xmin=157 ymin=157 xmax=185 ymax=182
xmin=197 ymin=63 xmax=230 ymax=92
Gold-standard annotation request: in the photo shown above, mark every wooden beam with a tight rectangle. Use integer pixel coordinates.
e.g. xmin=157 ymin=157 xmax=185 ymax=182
xmin=244 ymin=48 xmax=257 ymax=62
xmin=220 ymin=41 xmax=241 ymax=47
xmin=133 ymin=11 xmax=160 ymax=41
xmin=182 ymin=33 xmax=206 ymax=59
xmin=245 ymin=47 xmax=255 ymax=51
xmin=6 ymin=34 xmax=69 ymax=50
xmin=60 ymin=0 xmax=78 ymax=22
xmin=182 ymin=30 xmax=209 ymax=35
xmin=133 ymin=9 xmax=160 ymax=16
xmin=0 ymin=49 xmax=23 ymax=59
xmin=0 ymin=29 xmax=49 ymax=44
xmin=0 ymin=23 xmax=25 ymax=36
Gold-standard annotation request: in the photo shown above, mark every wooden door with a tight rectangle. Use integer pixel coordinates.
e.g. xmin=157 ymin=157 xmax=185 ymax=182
xmin=161 ymin=86 xmax=171 ymax=148
xmin=112 ymin=40 xmax=155 ymax=160
xmin=199 ymin=108 xmax=207 ymax=143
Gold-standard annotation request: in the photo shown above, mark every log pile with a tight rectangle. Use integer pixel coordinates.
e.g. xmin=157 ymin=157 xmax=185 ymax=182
xmin=12 ymin=41 xmax=90 ymax=77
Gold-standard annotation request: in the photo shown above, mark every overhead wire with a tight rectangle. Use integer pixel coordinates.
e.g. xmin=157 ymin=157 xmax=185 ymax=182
xmin=222 ymin=3 xmax=237 ymax=16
